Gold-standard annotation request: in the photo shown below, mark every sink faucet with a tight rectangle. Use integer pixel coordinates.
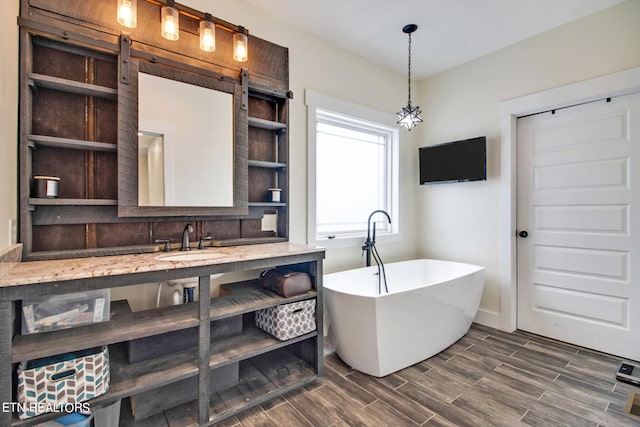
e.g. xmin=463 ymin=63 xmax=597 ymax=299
xmin=362 ymin=210 xmax=391 ymax=267
xmin=181 ymin=224 xmax=193 ymax=251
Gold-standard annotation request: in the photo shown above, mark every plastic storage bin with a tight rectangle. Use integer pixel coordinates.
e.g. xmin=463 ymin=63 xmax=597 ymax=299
xmin=255 ymin=299 xmax=316 ymax=341
xmin=22 ymin=289 xmax=110 ymax=334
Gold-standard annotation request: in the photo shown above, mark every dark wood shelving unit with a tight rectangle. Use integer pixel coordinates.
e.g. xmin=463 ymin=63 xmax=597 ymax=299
xmin=20 ymin=3 xmax=293 ymax=260
xmin=247 ymin=85 xmax=290 ymax=244
xmin=5 ymin=252 xmax=324 ymax=426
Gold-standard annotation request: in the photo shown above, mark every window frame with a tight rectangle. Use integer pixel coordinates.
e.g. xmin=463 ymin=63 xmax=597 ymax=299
xmin=306 ymin=90 xmax=401 ymax=248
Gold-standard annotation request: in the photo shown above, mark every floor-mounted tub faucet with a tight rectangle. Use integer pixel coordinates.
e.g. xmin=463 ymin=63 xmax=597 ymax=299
xmin=181 ymin=224 xmax=194 ymax=251
xmin=362 ymin=210 xmax=391 ymax=267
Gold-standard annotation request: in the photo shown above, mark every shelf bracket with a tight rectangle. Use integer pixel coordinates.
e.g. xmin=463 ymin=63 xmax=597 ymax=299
xmin=241 ymin=68 xmax=249 ymax=111
xmin=120 ymin=33 xmax=132 ymax=85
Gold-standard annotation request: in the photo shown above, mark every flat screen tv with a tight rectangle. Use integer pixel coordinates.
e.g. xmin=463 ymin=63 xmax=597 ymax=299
xmin=419 ymin=136 xmax=486 ymax=184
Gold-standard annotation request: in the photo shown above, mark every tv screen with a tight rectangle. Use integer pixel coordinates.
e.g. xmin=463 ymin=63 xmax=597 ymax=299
xmin=419 ymin=136 xmax=486 ymax=184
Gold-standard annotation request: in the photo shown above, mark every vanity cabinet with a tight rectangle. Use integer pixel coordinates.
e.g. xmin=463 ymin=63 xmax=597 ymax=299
xmin=0 ymin=243 xmax=324 ymax=426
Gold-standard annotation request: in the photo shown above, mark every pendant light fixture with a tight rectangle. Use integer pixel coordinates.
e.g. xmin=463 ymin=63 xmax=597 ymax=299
xmin=396 ymin=24 xmax=422 ymax=131
xmin=199 ymin=13 xmax=216 ymax=52
xmin=117 ymin=0 xmax=137 ymax=28
xmin=161 ymin=0 xmax=180 ymax=41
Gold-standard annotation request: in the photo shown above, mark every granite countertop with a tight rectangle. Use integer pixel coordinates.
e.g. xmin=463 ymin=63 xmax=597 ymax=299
xmin=0 ymin=242 xmax=324 ymax=288
xmin=0 ymin=244 xmax=22 ymax=282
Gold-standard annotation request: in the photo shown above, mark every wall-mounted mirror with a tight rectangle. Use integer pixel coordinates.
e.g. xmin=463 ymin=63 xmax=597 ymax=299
xmin=137 ymin=72 xmax=234 ymax=207
xmin=118 ymin=60 xmax=248 ymax=217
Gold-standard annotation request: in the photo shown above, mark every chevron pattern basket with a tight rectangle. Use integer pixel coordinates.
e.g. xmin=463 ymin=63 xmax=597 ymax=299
xmin=16 ymin=346 xmax=110 ymax=419
xmin=255 ymin=300 xmax=316 ymax=341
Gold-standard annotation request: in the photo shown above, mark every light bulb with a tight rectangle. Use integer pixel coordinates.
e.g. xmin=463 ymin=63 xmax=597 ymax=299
xmin=199 ymin=20 xmax=216 ymax=52
xmin=161 ymin=6 xmax=179 ymax=41
xmin=117 ymin=0 xmax=137 ymax=28
xmin=233 ymin=32 xmax=248 ymax=62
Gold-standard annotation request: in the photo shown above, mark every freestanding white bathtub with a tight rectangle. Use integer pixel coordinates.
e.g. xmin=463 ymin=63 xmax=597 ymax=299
xmin=324 ymin=259 xmax=484 ymax=377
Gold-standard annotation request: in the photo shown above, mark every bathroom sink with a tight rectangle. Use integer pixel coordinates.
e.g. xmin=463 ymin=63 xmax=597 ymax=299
xmin=156 ymin=252 xmax=227 ymax=262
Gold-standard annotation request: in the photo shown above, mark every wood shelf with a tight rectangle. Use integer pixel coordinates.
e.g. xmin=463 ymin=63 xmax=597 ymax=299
xmin=28 ymin=198 xmax=118 ymax=206
xmin=11 ymin=283 xmax=315 ymax=363
xmin=213 ymin=281 xmax=316 ymax=321
xmin=248 ymin=160 xmax=287 ymax=169
xmin=117 ymin=348 xmax=317 ymax=426
xmin=11 ymin=301 xmax=199 ymax=363
xmin=29 ymin=73 xmax=118 ymax=99
xmin=105 ymin=326 xmax=316 ymax=405
xmin=248 ymin=202 xmax=287 ymax=207
xmin=248 ymin=83 xmax=289 ymax=100
xmin=29 ymin=134 xmax=117 ymax=152
xmin=11 ymin=308 xmax=318 ymax=426
xmin=248 ymin=117 xmax=287 ymax=131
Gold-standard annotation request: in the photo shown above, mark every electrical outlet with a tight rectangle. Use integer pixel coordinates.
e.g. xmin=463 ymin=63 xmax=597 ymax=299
xmin=9 ymin=219 xmax=17 ymax=245
xmin=261 ymin=212 xmax=278 ymax=232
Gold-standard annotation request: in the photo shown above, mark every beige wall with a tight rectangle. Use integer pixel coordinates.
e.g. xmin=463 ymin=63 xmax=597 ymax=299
xmin=0 ymin=1 xmax=19 ymax=248
xmin=415 ymin=0 xmax=640 ymax=321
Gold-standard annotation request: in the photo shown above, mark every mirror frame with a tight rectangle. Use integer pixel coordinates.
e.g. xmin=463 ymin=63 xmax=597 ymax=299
xmin=118 ymin=59 xmax=248 ymax=217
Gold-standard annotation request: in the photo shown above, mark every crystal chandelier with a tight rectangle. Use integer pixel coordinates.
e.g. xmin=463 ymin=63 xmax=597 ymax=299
xmin=396 ymin=24 xmax=422 ymax=131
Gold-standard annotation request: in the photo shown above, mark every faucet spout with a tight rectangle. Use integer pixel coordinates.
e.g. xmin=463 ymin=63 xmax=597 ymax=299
xmin=363 ymin=210 xmax=391 ymax=267
xmin=181 ymin=224 xmax=194 ymax=251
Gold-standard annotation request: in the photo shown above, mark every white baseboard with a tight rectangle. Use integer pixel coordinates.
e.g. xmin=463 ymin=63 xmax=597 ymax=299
xmin=473 ymin=308 xmax=501 ymax=330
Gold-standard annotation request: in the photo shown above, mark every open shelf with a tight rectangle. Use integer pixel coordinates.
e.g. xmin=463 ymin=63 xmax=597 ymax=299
xmin=11 ymin=301 xmax=199 ymax=362
xmin=248 ymin=160 xmax=287 ymax=169
xmin=248 ymin=117 xmax=287 ymax=131
xmin=28 ymin=134 xmax=117 ymax=152
xmin=29 ymin=73 xmax=118 ymax=99
xmin=118 ymin=347 xmax=317 ymax=426
xmin=28 ymin=198 xmax=118 ymax=206
xmin=106 ymin=326 xmax=316 ymax=402
xmin=248 ymin=202 xmax=287 ymax=207
xmin=12 ymin=283 xmax=315 ymax=363
xmin=212 ymin=281 xmax=315 ymax=320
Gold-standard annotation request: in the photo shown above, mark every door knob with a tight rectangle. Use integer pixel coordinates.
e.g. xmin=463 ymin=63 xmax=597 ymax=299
xmin=518 ymin=230 xmax=529 ymax=238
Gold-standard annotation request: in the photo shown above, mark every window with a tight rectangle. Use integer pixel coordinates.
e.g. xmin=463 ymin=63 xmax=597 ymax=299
xmin=306 ymin=91 xmax=400 ymax=247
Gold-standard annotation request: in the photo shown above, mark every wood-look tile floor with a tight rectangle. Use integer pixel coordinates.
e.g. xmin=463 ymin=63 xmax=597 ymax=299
xmin=215 ymin=323 xmax=640 ymax=427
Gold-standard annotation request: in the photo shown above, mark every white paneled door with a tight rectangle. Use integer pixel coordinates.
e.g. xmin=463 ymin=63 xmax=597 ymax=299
xmin=517 ymin=92 xmax=640 ymax=360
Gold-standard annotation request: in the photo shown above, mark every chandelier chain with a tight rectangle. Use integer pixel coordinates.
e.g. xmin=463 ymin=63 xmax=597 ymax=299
xmin=407 ymin=32 xmax=412 ymax=105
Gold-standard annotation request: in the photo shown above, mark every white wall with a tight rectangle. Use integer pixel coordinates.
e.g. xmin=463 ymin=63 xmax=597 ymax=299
xmin=416 ymin=0 xmax=640 ymax=323
xmin=0 ymin=1 xmax=19 ymax=249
